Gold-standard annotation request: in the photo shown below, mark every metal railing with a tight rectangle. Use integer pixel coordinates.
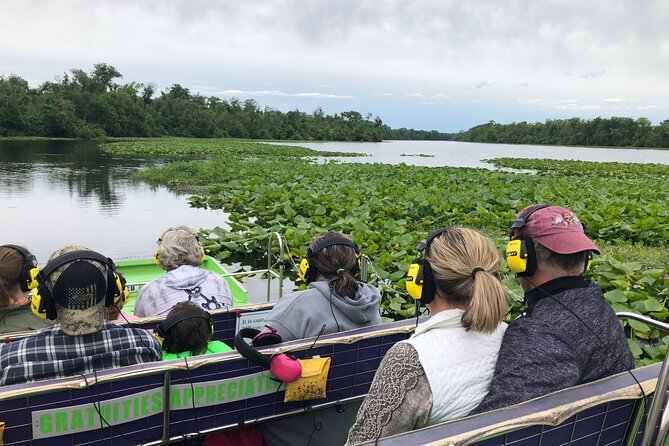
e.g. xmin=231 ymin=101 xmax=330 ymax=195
xmin=616 ymin=312 xmax=669 ymax=446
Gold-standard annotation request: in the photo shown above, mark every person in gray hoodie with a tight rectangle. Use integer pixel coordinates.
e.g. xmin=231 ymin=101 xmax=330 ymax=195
xmin=133 ymin=226 xmax=232 ymax=317
xmin=259 ymin=231 xmax=382 ymax=446
xmin=262 ymin=231 xmax=382 ymax=342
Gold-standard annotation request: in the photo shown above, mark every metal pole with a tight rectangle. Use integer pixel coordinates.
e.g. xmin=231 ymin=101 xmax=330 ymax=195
xmin=360 ymin=255 xmax=370 ymax=283
xmin=162 ymin=371 xmax=171 ymax=445
xmin=616 ymin=313 xmax=669 ymax=446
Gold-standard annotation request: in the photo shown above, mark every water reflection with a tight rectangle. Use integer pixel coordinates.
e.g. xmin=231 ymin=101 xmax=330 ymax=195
xmin=0 ymin=140 xmax=228 ymax=262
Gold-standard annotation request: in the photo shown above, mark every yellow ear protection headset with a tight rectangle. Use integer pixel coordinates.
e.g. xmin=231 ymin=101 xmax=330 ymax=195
xmin=0 ymin=244 xmax=39 ymax=292
xmin=506 ymin=205 xmax=593 ymax=277
xmin=405 ymin=228 xmax=452 ymax=304
xmin=298 ymin=236 xmax=361 ymax=284
xmin=31 ymin=250 xmax=129 ymax=320
xmin=153 ymin=236 xmax=206 ymax=264
xmin=153 ymin=307 xmax=214 ymax=353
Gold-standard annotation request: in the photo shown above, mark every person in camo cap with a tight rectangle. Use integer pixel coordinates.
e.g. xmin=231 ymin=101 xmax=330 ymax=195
xmin=0 ymin=246 xmax=161 ymax=386
xmin=473 ymin=205 xmax=634 ymax=413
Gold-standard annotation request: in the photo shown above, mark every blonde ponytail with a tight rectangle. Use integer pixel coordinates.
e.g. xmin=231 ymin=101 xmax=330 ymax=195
xmin=425 ymin=228 xmax=509 ymax=333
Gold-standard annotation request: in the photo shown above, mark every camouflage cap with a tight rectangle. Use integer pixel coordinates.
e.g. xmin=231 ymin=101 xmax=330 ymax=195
xmin=46 ymin=246 xmax=107 ymax=336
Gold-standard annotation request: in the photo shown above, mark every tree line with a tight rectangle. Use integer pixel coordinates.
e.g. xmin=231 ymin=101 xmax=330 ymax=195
xmin=0 ymin=63 xmax=452 ymax=141
xmin=455 ymin=118 xmax=669 ymax=148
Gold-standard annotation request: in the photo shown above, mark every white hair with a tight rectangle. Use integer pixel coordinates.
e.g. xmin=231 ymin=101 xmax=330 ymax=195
xmin=155 ymin=226 xmax=203 ymax=271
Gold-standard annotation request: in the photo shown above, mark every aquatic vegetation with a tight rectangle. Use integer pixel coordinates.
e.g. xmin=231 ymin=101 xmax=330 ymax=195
xmin=103 ymin=137 xmax=365 ymax=158
xmin=108 ymin=138 xmax=669 ymax=363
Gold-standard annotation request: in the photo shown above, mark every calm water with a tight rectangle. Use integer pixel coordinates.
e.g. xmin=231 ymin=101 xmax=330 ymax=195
xmin=0 ymin=140 xmax=229 ymax=263
xmin=288 ymin=140 xmax=669 ymax=167
xmin=3 ymin=139 xmax=668 ymax=265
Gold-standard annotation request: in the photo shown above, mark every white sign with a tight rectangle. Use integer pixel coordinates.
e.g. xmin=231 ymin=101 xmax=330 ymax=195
xmin=235 ymin=309 xmax=272 ymax=334
xmin=31 ymin=372 xmax=280 ymax=439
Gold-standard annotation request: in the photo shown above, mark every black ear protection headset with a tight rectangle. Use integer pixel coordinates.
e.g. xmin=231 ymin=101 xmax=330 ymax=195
xmin=31 ymin=250 xmax=129 ymax=320
xmin=0 ymin=244 xmax=39 ymax=292
xmin=298 ymin=236 xmax=361 ymax=284
xmin=234 ymin=327 xmax=302 ymax=382
xmin=153 ymin=307 xmax=214 ymax=352
xmin=405 ymin=228 xmax=452 ymax=305
xmin=506 ymin=204 xmax=593 ymax=277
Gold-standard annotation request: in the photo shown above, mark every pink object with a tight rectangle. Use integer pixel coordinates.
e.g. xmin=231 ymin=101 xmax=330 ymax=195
xmin=514 ymin=205 xmax=600 ymax=254
xmin=270 ymin=355 xmax=302 ymax=383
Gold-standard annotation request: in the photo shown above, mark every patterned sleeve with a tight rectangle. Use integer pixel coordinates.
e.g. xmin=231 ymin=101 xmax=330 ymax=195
xmin=347 ymin=342 xmax=432 ymax=445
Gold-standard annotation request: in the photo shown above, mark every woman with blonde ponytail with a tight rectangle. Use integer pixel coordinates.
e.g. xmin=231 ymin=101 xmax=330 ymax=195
xmin=348 ymin=228 xmax=509 ymax=445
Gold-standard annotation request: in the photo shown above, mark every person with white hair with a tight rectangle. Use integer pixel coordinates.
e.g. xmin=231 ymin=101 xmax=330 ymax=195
xmin=133 ymin=226 xmax=233 ymax=317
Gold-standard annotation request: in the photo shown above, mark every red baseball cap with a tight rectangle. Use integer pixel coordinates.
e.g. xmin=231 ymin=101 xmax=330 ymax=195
xmin=511 ymin=205 xmax=600 ymax=255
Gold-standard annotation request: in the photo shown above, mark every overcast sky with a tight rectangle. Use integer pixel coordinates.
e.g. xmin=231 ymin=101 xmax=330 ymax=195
xmin=1 ymin=0 xmax=667 ymax=132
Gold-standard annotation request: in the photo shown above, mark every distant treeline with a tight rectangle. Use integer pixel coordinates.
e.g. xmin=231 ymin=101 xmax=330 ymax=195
xmin=0 ymin=63 xmax=452 ymax=141
xmin=455 ymin=118 xmax=669 ymax=148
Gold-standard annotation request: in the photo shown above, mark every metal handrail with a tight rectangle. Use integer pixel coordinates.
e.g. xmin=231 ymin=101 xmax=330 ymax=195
xmin=267 ymin=232 xmax=286 ymax=301
xmin=616 ymin=312 xmax=669 ymax=446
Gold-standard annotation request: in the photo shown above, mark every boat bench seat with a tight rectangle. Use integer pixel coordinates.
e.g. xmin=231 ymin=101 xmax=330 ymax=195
xmin=0 ymin=318 xmax=416 ymax=446
xmin=369 ymin=363 xmax=660 ymax=446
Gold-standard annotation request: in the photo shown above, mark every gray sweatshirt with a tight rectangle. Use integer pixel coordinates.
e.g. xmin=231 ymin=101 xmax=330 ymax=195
xmin=133 ymin=265 xmax=233 ymax=317
xmin=263 ymin=281 xmax=382 ymax=342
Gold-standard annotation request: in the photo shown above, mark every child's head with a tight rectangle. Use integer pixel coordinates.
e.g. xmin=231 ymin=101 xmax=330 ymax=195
xmin=161 ymin=301 xmax=213 ymax=355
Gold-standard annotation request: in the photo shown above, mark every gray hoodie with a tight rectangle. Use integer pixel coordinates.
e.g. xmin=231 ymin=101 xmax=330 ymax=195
xmin=263 ymin=281 xmax=382 ymax=342
xmin=133 ymin=265 xmax=233 ymax=317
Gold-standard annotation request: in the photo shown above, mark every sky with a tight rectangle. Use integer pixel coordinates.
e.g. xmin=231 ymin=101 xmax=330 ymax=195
xmin=1 ymin=0 xmax=668 ymax=132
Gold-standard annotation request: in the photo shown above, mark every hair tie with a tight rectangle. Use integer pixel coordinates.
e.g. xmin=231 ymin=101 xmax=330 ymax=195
xmin=471 ymin=267 xmax=485 ymax=279
xmin=336 ymin=268 xmax=345 ymax=275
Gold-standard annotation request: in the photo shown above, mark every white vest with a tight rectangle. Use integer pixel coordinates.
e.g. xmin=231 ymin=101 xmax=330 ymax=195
xmin=403 ymin=309 xmax=506 ymax=425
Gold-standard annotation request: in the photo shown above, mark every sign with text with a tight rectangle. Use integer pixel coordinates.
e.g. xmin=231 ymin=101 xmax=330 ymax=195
xmin=235 ymin=309 xmax=272 ymax=334
xmin=31 ymin=372 xmax=280 ymax=439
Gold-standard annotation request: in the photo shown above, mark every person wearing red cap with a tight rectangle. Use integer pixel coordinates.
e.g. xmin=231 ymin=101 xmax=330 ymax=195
xmin=473 ymin=205 xmax=633 ymax=413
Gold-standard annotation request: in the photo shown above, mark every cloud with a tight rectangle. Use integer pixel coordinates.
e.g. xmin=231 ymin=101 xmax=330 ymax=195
xmin=373 ymin=92 xmax=394 ymax=96
xmin=404 ymin=92 xmax=424 ymax=97
xmin=637 ymin=104 xmax=663 ymax=110
xmin=602 ymin=97 xmax=626 ymax=103
xmin=215 ymin=89 xmax=353 ymax=99
xmin=472 ymin=99 xmax=481 ymax=103
xmin=580 ymin=70 xmax=605 ymax=79
xmin=517 ymin=98 xmax=543 ymax=103
xmin=418 ymin=101 xmax=434 ymax=105
xmin=433 ymin=93 xmax=450 ymax=98
xmin=516 ymin=82 xmax=530 ymax=87
xmin=476 ymin=81 xmax=495 ymax=89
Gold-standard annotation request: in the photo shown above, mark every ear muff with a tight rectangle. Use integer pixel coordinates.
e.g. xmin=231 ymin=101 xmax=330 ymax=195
xmin=584 ymin=250 xmax=593 ymax=272
xmin=405 ymin=228 xmax=450 ymax=304
xmin=30 ymin=250 xmax=126 ymax=320
xmin=154 ymin=308 xmax=214 ymax=352
xmin=505 ymin=205 xmax=550 ymax=278
xmin=235 ymin=328 xmax=302 ymax=382
xmin=252 ymin=326 xmax=283 ymax=347
xmin=506 ymin=237 xmax=538 ymax=277
xmin=1 ymin=245 xmax=40 ymax=292
xmin=298 ymin=236 xmax=360 ymax=284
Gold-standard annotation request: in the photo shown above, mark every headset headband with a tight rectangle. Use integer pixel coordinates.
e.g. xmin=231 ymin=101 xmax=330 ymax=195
xmin=416 ymin=228 xmax=452 ymax=252
xmin=509 ymin=204 xmax=550 ymax=235
xmin=307 ymin=236 xmax=359 ymax=260
xmin=1 ymin=244 xmax=36 ymax=264
xmin=157 ymin=309 xmax=212 ymax=336
xmin=40 ymin=250 xmax=114 ymax=279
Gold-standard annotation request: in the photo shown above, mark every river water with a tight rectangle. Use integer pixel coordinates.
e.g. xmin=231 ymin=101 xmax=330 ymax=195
xmin=2 ymin=139 xmax=668 ymax=265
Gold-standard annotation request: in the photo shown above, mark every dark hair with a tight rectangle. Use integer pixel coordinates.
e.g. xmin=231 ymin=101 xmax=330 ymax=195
xmin=310 ymin=231 xmax=359 ymax=299
xmin=533 ymin=240 xmax=587 ymax=276
xmin=0 ymin=246 xmax=26 ymax=308
xmin=163 ymin=302 xmax=211 ymax=355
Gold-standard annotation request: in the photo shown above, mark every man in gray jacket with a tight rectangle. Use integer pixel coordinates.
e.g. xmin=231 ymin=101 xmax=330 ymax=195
xmin=474 ymin=205 xmax=634 ymax=413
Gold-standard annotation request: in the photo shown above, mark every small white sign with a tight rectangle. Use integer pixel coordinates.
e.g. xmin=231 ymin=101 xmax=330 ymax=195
xmin=235 ymin=309 xmax=272 ymax=334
